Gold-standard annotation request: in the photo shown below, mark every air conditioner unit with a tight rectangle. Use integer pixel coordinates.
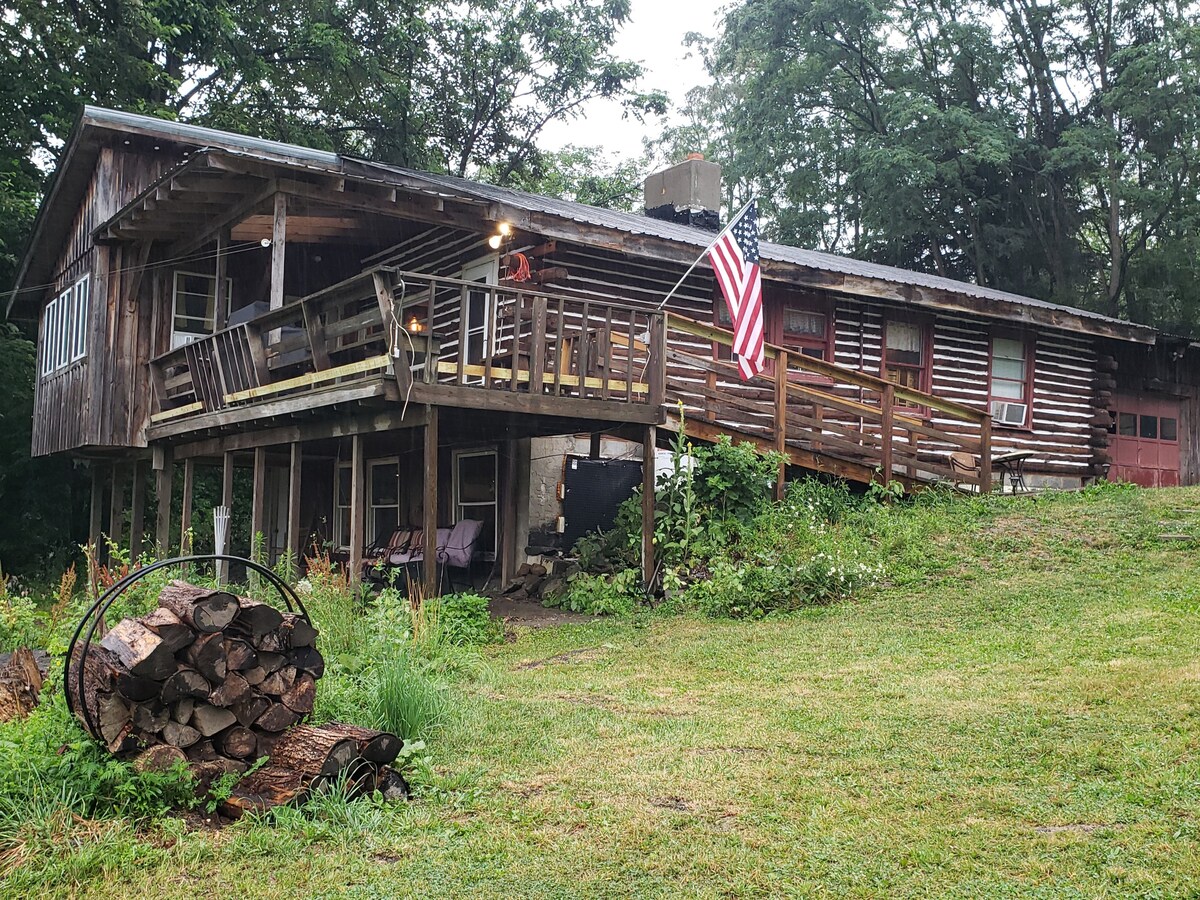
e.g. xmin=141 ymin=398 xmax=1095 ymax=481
xmin=991 ymin=401 xmax=1028 ymax=426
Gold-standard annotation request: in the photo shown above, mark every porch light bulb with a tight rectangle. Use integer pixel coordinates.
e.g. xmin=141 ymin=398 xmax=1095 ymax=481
xmin=260 ymin=238 xmax=272 ymax=248
xmin=407 ymin=315 xmax=424 ymax=333
xmin=498 ymin=222 xmax=512 ymax=236
xmin=487 ymin=234 xmax=503 ymax=249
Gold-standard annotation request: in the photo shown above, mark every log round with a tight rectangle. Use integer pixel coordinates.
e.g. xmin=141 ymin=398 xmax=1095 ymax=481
xmin=267 ymin=724 xmax=358 ymax=778
xmin=158 ymin=581 xmax=240 ymax=633
xmin=319 ymin=721 xmax=403 ymax=764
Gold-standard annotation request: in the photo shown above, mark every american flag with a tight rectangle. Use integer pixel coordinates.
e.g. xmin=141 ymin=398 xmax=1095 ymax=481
xmin=708 ymin=200 xmax=764 ymax=380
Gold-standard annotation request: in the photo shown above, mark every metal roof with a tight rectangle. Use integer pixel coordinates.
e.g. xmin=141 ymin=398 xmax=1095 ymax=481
xmin=6 ymin=107 xmax=1160 ymax=344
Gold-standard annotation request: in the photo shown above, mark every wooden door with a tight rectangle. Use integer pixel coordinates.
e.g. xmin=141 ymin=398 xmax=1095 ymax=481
xmin=1109 ymin=394 xmax=1181 ymax=487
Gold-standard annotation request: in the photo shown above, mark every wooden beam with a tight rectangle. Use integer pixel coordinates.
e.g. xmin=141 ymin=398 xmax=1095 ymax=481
xmin=155 ymin=448 xmax=173 ymax=556
xmin=130 ymin=461 xmax=147 ymax=560
xmin=349 ymin=434 xmax=364 ymax=584
xmin=501 ymin=438 xmax=519 ymax=585
xmin=270 ymin=193 xmax=287 ymax=311
xmin=109 ymin=464 xmax=126 ymax=550
xmin=214 ymin=230 xmax=229 ymax=331
xmin=641 ymin=425 xmax=657 ymax=590
xmin=288 ymin=443 xmax=304 ymax=566
xmin=774 ymin=350 xmax=788 ymax=501
xmin=89 ymin=464 xmax=104 ymax=551
xmin=167 ymin=179 xmax=278 ymax=258
xmin=881 ymin=384 xmax=895 ymax=488
xmin=218 ymin=451 xmax=234 ymax=584
xmin=251 ymin=446 xmax=267 ymax=559
xmin=423 ymin=407 xmax=439 ymax=598
xmin=180 ymin=458 xmax=195 ymax=555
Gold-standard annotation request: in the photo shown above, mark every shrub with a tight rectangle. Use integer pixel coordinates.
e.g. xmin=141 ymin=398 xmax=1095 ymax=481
xmin=433 ymin=592 xmax=501 ymax=646
xmin=549 ymin=569 xmax=640 ymax=616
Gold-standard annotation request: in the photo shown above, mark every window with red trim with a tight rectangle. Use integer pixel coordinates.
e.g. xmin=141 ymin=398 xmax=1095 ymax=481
xmin=882 ymin=319 xmax=930 ymax=408
xmin=713 ymin=295 xmax=734 ymax=361
xmin=988 ymin=334 xmax=1034 ymax=428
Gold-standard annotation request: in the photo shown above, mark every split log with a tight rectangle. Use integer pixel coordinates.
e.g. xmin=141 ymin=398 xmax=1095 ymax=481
xmin=131 ymin=744 xmax=187 ymax=773
xmin=0 ymin=648 xmax=44 ymax=722
xmin=208 ymin=672 xmax=251 ymax=708
xmin=256 ymin=651 xmax=286 ymax=674
xmin=158 ymin=581 xmax=239 ymax=633
xmin=256 ymin=614 xmax=317 ymax=652
xmin=218 ymin=765 xmax=305 ymax=819
xmin=70 ymin=645 xmax=156 ymax=708
xmin=319 ymin=722 xmax=403 ymax=765
xmin=98 ymin=694 xmax=134 ymax=752
xmin=186 ymin=739 xmax=219 ymax=762
xmin=132 ymin=700 xmax=169 ymax=733
xmin=241 ymin=665 xmax=267 ymax=686
xmin=139 ymin=608 xmax=195 ymax=653
xmin=232 ymin=695 xmax=270 ymax=728
xmin=254 ymin=702 xmax=300 ymax=733
xmin=375 ymin=765 xmax=410 ymax=801
xmin=234 ymin=597 xmax=284 ymax=637
xmin=185 ymin=632 xmax=228 ymax=684
xmin=224 ymin=638 xmax=258 ymax=672
xmin=288 ymin=646 xmax=325 ymax=678
xmin=160 ymin=668 xmax=210 ymax=704
xmin=266 ymin=724 xmax=359 ymax=778
xmin=280 ymin=673 xmax=316 ymax=716
xmin=99 ymin=619 xmax=175 ymax=679
xmin=259 ymin=665 xmax=297 ymax=697
xmin=172 ymin=697 xmax=195 ymax=724
xmin=191 ymin=704 xmax=237 ymax=737
xmin=216 ymin=725 xmax=257 ymax=760
xmin=162 ymin=720 xmax=202 ymax=749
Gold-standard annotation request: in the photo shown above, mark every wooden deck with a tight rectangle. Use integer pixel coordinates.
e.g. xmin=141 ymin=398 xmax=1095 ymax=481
xmin=148 ymin=267 xmax=992 ymax=491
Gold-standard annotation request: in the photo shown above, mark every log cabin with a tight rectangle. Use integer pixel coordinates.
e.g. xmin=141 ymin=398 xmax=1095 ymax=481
xmin=7 ymin=107 xmax=1199 ymax=590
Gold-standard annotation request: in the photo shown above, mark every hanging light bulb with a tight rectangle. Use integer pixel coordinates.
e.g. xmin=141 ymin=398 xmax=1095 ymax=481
xmin=498 ymin=222 xmax=512 ymax=236
xmin=487 ymin=234 xmax=503 ymax=250
xmin=407 ymin=314 xmax=424 ymax=333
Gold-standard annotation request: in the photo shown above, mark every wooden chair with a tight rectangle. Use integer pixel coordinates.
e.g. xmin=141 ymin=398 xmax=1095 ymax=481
xmin=949 ymin=451 xmax=982 ymax=492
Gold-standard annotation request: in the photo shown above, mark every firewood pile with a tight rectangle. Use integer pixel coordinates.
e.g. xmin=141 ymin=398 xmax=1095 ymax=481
xmin=68 ymin=580 xmax=405 ymax=818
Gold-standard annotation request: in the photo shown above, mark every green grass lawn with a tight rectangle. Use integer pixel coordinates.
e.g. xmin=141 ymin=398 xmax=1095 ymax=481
xmin=10 ymin=486 xmax=1200 ymax=898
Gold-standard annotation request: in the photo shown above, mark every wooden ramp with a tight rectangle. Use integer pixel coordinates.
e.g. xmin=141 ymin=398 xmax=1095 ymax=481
xmin=661 ymin=314 xmax=994 ymax=493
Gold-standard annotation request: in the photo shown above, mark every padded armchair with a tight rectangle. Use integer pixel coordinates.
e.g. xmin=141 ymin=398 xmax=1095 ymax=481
xmin=437 ymin=519 xmax=484 ymax=592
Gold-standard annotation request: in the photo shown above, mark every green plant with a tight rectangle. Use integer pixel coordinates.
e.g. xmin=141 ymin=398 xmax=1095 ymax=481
xmin=0 ymin=568 xmax=41 ymax=652
xmin=549 ymin=568 xmax=640 ymax=616
xmin=373 ymin=649 xmax=450 ymax=741
xmin=433 ymin=592 xmax=502 ymax=646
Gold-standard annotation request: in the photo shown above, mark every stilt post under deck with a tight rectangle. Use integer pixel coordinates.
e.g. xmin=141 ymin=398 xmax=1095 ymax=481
xmin=501 ymin=438 xmax=519 ymax=585
xmin=108 ymin=463 xmax=126 ymax=551
xmin=218 ymin=451 xmax=234 ymax=584
xmin=130 ymin=460 xmax=147 ymax=561
xmin=251 ymin=446 xmax=267 ymax=561
xmin=641 ymin=425 xmax=657 ymax=590
xmin=288 ymin=443 xmax=303 ymax=571
xmin=180 ymin=458 xmax=195 ymax=556
xmin=349 ymin=435 xmax=364 ymax=584
xmin=423 ymin=407 xmax=439 ymax=598
xmin=88 ymin=464 xmax=104 ymax=552
xmin=154 ymin=447 xmax=173 ymax=557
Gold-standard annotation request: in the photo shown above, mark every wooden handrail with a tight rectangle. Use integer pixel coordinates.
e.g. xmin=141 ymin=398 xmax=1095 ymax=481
xmin=665 ymin=312 xmax=989 ymax=424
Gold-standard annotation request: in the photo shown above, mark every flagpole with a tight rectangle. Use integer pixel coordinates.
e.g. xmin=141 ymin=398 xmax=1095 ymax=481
xmin=654 ymin=197 xmax=757 ymax=311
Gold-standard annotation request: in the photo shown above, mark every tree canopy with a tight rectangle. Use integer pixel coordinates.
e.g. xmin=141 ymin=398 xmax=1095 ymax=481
xmin=680 ymin=0 xmax=1200 ymax=333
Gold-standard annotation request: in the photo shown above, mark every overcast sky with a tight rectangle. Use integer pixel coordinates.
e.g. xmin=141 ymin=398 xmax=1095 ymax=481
xmin=539 ymin=0 xmax=728 ymax=159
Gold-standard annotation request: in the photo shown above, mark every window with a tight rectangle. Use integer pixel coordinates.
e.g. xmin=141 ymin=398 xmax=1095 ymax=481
xmin=882 ymin=319 xmax=929 ymax=407
xmin=713 ymin=297 xmax=734 ymax=361
xmin=368 ymin=459 xmax=401 ymax=542
xmin=40 ymin=274 xmax=90 ymax=377
xmin=333 ymin=462 xmax=352 ymax=550
xmin=989 ymin=334 xmax=1032 ymax=427
xmin=779 ymin=306 xmax=829 ymax=360
xmin=172 ymin=271 xmax=230 ymax=349
xmin=71 ymin=275 xmax=89 ymax=361
xmin=453 ymin=450 xmax=498 ymax=559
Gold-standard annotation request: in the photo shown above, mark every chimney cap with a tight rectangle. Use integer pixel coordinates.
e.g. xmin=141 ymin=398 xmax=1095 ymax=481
xmin=686 ymin=152 xmax=705 ymax=161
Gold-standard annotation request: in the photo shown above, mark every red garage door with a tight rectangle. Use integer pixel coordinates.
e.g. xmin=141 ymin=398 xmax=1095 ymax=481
xmin=1109 ymin=395 xmax=1181 ymax=487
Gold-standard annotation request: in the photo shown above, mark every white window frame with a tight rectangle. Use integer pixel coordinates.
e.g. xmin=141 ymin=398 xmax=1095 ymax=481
xmin=367 ymin=457 xmax=401 ymax=543
xmin=460 ymin=256 xmax=498 ymax=381
xmin=56 ymin=287 xmax=71 ymax=369
xmin=333 ymin=460 xmax=352 ymax=551
xmin=41 ymin=295 xmax=57 ymax=376
xmin=171 ymin=270 xmax=231 ymax=349
xmin=70 ymin=275 xmax=90 ymax=361
xmin=452 ymin=448 xmax=498 ymax=559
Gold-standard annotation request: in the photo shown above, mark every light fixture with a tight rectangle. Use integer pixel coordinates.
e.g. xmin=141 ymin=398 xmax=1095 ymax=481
xmin=487 ymin=234 xmax=503 ymax=250
xmin=260 ymin=238 xmax=272 ymax=248
xmin=498 ymin=222 xmax=512 ymax=236
xmin=407 ymin=314 xmax=424 ymax=333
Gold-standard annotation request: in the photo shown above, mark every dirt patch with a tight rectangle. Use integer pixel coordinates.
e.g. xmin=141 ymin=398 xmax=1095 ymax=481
xmin=516 ymin=647 xmax=606 ymax=670
xmin=1034 ymin=823 xmax=1112 ymax=834
xmin=650 ymin=796 xmax=692 ymax=812
xmin=491 ymin=596 xmax=590 ymax=629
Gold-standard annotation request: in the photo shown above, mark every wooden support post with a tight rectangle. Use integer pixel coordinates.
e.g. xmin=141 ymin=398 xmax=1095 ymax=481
xmin=109 ymin=464 xmax=126 ymax=550
xmin=979 ymin=417 xmax=993 ymax=494
xmin=880 ymin=384 xmax=895 ymax=487
xmin=774 ymin=350 xmax=788 ymax=501
xmin=214 ymin=230 xmax=229 ymax=331
xmin=501 ymin=438 xmax=519 ymax=585
xmin=349 ymin=435 xmax=364 ymax=584
xmin=251 ymin=446 xmax=267 ymax=560
xmin=641 ymin=425 xmax=657 ymax=590
xmin=154 ymin=448 xmax=173 ymax=557
xmin=89 ymin=464 xmax=104 ymax=551
xmin=530 ymin=296 xmax=547 ymax=394
xmin=130 ymin=461 xmax=147 ymax=561
xmin=589 ymin=432 xmax=602 ymax=460
xmin=288 ymin=443 xmax=303 ymax=566
xmin=180 ymin=458 xmax=195 ymax=555
xmin=648 ymin=315 xmax=666 ymax=407
xmin=270 ymin=193 xmax=287 ymax=311
xmin=423 ymin=407 xmax=439 ymax=598
xmin=218 ymin=451 xmax=234 ymax=584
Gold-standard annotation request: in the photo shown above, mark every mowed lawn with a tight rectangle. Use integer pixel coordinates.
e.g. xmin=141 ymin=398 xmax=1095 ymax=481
xmin=48 ymin=488 xmax=1200 ymax=897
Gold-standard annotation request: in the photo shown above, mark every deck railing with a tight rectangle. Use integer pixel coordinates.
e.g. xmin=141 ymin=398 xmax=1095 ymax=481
xmin=149 ymin=267 xmax=665 ymax=426
xmin=663 ymin=314 xmax=993 ymax=492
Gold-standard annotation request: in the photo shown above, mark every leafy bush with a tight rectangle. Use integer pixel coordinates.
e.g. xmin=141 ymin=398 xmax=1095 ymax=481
xmin=550 ymin=569 xmax=640 ymax=616
xmin=434 ymin=592 xmax=502 ymax=646
xmin=0 ymin=578 xmax=41 ymax=652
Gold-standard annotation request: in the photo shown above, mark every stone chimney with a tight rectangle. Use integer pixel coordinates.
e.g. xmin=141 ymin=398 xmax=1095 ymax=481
xmin=643 ymin=154 xmax=722 ymax=232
